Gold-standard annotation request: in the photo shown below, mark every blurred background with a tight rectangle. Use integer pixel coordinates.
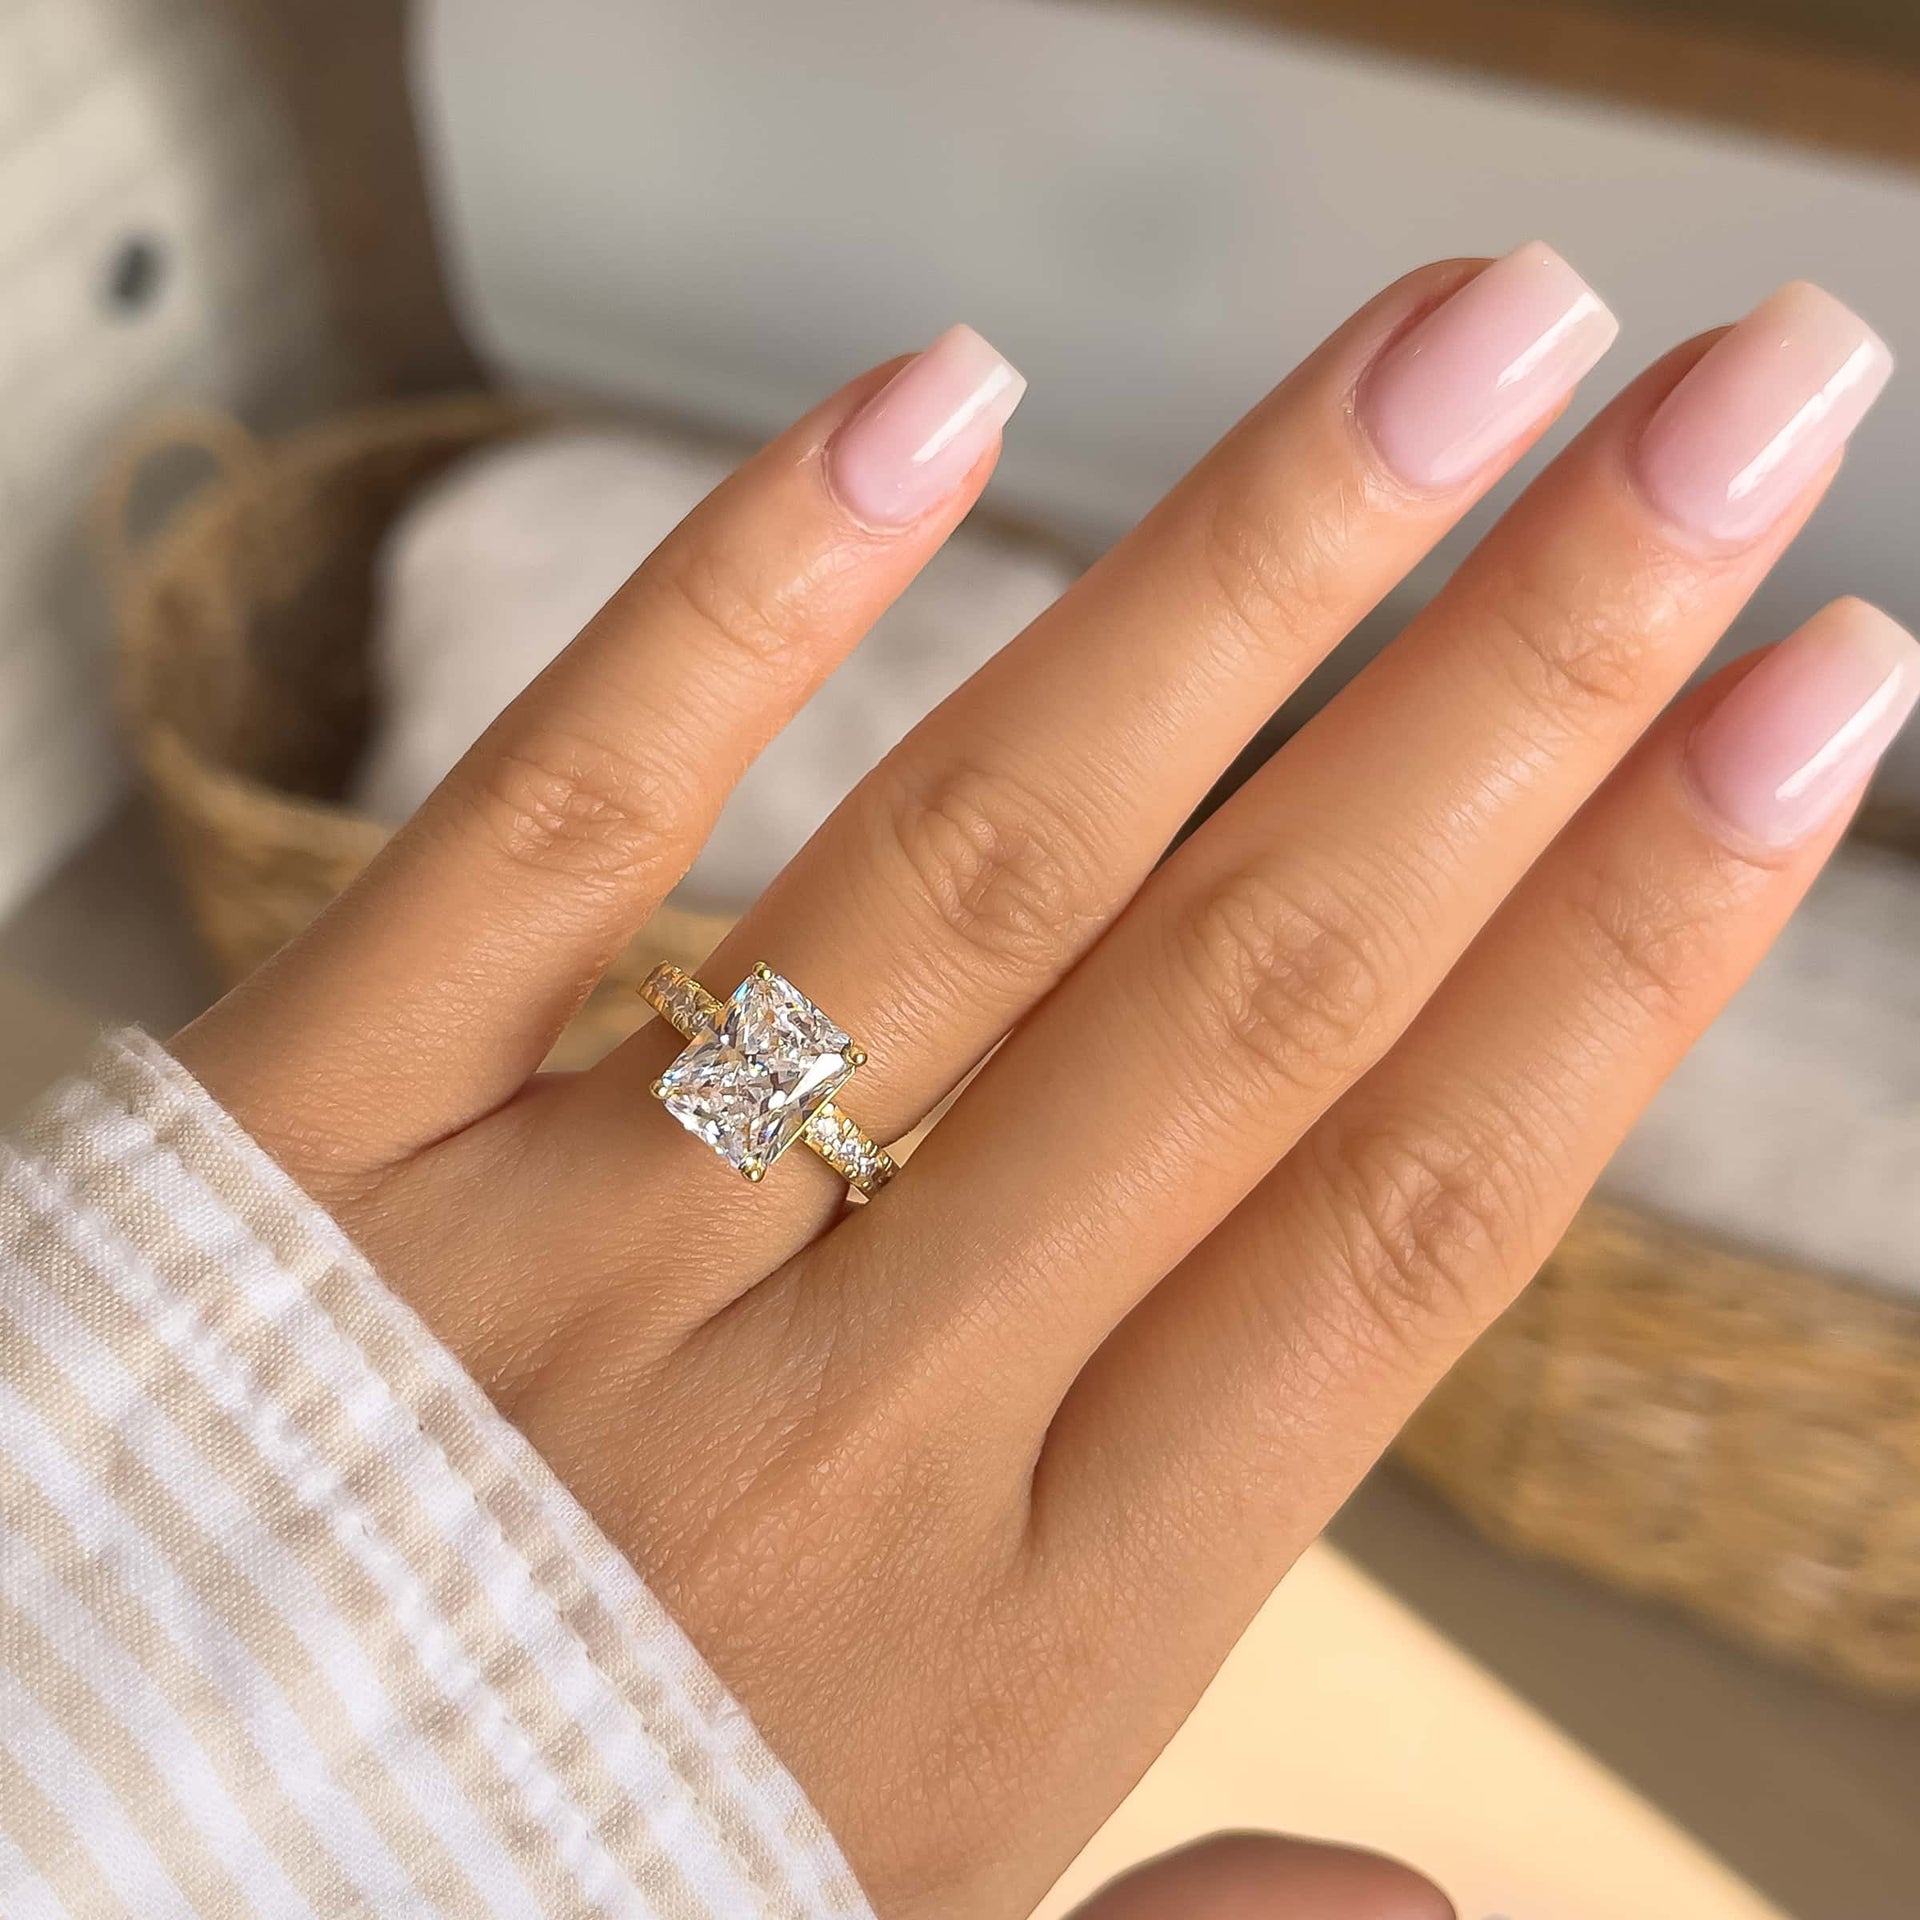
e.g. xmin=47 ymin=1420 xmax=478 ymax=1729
xmin=2 ymin=2 xmax=1918 ymax=1916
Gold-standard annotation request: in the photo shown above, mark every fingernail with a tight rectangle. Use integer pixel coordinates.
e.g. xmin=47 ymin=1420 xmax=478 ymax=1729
xmin=1686 ymin=598 xmax=1920 ymax=848
xmin=1358 ymin=241 xmax=1619 ymax=491
xmin=826 ymin=324 xmax=1026 ymax=529
xmin=1633 ymin=282 xmax=1893 ymax=546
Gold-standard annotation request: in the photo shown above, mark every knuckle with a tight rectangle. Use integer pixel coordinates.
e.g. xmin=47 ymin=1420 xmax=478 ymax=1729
xmin=652 ymin=538 xmax=803 ymax=681
xmin=870 ymin=758 xmax=1107 ymax=977
xmin=1169 ymin=864 xmax=1393 ymax=1101
xmin=465 ymin=727 xmax=684 ymax=889
xmin=1474 ymin=561 xmax=1664 ymax=721
xmin=1189 ymin=482 xmax=1346 ymax=667
xmin=1308 ymin=1109 xmax=1528 ymax=1352
xmin=1558 ymin=855 xmax=1708 ymax=1027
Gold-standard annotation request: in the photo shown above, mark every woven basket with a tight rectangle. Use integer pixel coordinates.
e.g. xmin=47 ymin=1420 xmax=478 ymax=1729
xmin=104 ymin=396 xmax=731 ymax=1069
xmin=105 ymin=397 xmax=1920 ymax=1694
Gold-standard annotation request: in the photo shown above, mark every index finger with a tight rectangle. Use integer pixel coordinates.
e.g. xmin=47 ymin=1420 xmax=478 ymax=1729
xmin=173 ymin=328 xmax=1027 ymax=1173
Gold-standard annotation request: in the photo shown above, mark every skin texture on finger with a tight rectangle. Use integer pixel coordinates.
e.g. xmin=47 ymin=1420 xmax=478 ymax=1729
xmin=555 ymin=249 xmax=1618 ymax=1301
xmin=171 ymin=333 xmax=1023 ymax=1186
xmin=824 ymin=292 xmax=1881 ymax=1440
xmin=1063 ymin=1831 xmax=1453 ymax=1920
xmin=1035 ymin=602 xmax=1916 ymax=1684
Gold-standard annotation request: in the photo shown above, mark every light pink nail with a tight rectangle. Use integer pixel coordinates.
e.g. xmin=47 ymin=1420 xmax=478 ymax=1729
xmin=1634 ymin=282 xmax=1893 ymax=546
xmin=1686 ymin=598 xmax=1920 ymax=848
xmin=1358 ymin=241 xmax=1619 ymax=491
xmin=826 ymin=324 xmax=1026 ymax=529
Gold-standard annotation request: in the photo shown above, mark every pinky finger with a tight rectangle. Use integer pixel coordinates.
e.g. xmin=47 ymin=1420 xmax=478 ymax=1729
xmin=1040 ymin=596 xmax=1920 ymax=1618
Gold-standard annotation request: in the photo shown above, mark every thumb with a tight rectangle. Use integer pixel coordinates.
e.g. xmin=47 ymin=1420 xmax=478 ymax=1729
xmin=1064 ymin=1831 xmax=1454 ymax=1920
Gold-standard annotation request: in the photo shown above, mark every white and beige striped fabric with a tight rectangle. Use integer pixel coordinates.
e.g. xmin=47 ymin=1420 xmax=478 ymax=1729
xmin=0 ymin=1030 xmax=872 ymax=1919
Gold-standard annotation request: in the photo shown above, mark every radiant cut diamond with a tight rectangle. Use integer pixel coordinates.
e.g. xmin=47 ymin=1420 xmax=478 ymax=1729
xmin=656 ymin=967 xmax=857 ymax=1179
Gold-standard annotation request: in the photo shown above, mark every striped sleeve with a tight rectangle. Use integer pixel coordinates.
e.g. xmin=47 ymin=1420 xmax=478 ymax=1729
xmin=0 ymin=1029 xmax=873 ymax=1920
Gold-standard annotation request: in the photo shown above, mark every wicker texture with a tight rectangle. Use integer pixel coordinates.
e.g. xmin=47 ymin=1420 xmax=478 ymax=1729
xmin=1402 ymin=1204 xmax=1920 ymax=1693
xmin=106 ymin=397 xmax=729 ymax=1068
xmin=105 ymin=397 xmax=1920 ymax=1693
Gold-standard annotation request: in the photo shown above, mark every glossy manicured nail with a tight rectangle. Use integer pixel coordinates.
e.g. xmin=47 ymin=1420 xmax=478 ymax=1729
xmin=1634 ymin=282 xmax=1892 ymax=546
xmin=827 ymin=324 xmax=1026 ymax=529
xmin=1687 ymin=598 xmax=1920 ymax=848
xmin=1359 ymin=241 xmax=1619 ymax=490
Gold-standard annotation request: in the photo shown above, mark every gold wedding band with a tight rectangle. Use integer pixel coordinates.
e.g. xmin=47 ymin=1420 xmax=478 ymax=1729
xmin=640 ymin=962 xmax=898 ymax=1197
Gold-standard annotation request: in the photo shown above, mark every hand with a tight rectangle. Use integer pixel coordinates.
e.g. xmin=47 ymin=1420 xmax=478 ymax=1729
xmin=173 ymin=249 xmax=1908 ymax=1919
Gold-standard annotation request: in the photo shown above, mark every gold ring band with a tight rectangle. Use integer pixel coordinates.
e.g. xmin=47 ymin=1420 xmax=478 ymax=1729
xmin=640 ymin=962 xmax=898 ymax=1197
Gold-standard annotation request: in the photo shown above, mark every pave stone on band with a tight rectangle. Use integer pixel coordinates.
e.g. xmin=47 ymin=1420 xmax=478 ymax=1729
xmin=640 ymin=961 xmax=899 ymax=1196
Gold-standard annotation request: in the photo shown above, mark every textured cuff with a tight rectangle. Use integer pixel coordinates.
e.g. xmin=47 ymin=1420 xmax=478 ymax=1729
xmin=0 ymin=1028 xmax=870 ymax=1919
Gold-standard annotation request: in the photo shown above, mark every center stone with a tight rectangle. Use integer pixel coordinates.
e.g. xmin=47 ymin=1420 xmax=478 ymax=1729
xmin=656 ymin=967 xmax=857 ymax=1179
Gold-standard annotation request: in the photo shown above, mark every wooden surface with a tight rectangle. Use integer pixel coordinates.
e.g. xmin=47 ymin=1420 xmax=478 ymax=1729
xmin=1337 ymin=1467 xmax=1920 ymax=1920
xmin=1037 ymin=1543 xmax=1783 ymax=1920
xmin=219 ymin=0 xmax=480 ymax=397
xmin=1171 ymin=0 xmax=1920 ymax=170
xmin=1610 ymin=0 xmax=1920 ymax=67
